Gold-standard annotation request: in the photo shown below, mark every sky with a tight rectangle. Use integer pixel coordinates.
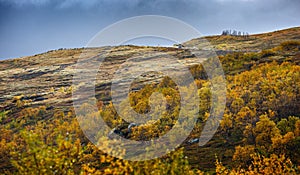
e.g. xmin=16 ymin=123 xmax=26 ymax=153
xmin=0 ymin=0 xmax=299 ymax=59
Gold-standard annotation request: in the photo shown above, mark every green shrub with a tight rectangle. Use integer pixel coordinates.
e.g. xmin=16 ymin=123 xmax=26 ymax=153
xmin=260 ymin=49 xmax=277 ymax=58
xmin=280 ymin=41 xmax=300 ymax=51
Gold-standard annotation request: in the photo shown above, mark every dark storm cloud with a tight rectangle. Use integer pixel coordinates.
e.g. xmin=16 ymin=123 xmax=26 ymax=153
xmin=0 ymin=0 xmax=299 ymax=59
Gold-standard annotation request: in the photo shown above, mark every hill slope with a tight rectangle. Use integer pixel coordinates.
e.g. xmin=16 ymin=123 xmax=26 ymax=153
xmin=0 ymin=27 xmax=299 ymax=174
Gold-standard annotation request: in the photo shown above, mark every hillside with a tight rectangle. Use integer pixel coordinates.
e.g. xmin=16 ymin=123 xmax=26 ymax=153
xmin=0 ymin=27 xmax=300 ymax=174
xmin=0 ymin=46 xmax=201 ymax=117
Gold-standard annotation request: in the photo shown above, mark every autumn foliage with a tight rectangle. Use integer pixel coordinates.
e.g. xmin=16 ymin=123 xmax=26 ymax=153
xmin=0 ymin=41 xmax=300 ymax=174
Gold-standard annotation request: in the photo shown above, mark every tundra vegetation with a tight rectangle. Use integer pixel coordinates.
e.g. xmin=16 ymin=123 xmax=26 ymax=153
xmin=0 ymin=30 xmax=300 ymax=174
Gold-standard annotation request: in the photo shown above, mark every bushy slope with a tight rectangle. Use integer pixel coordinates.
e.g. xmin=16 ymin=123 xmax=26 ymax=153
xmin=0 ymin=27 xmax=299 ymax=174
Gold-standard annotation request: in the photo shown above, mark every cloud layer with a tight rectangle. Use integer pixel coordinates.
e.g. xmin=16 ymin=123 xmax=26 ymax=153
xmin=0 ymin=0 xmax=299 ymax=59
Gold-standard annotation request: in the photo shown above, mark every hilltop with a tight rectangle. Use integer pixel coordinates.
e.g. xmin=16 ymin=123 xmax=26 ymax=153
xmin=184 ymin=27 xmax=300 ymax=52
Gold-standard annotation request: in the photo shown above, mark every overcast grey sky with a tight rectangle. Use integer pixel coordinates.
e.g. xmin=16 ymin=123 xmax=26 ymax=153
xmin=0 ymin=0 xmax=299 ymax=59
